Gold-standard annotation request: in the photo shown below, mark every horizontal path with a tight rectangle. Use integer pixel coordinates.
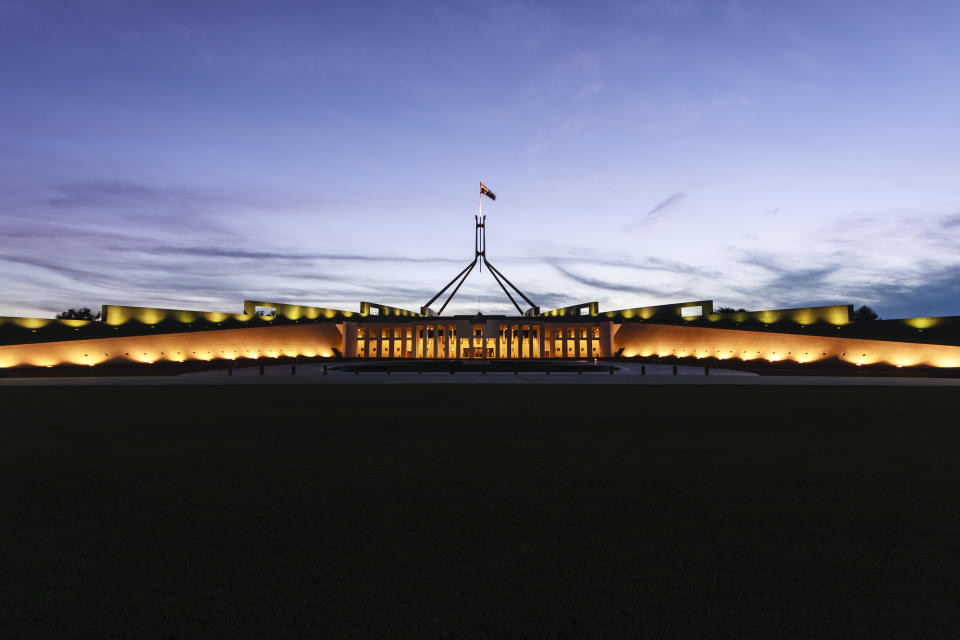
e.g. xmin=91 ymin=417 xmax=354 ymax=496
xmin=3 ymin=362 xmax=960 ymax=386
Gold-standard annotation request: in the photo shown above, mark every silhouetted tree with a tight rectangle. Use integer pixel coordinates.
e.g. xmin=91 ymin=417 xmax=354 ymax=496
xmin=56 ymin=307 xmax=101 ymax=321
xmin=853 ymin=305 xmax=879 ymax=321
xmin=714 ymin=307 xmax=747 ymax=313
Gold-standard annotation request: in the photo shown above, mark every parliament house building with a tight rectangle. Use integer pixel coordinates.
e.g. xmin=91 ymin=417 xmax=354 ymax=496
xmin=3 ymin=193 xmax=960 ymax=373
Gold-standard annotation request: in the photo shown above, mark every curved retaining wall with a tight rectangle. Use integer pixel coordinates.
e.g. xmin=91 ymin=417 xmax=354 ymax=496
xmin=614 ymin=323 xmax=960 ymax=368
xmin=0 ymin=323 xmax=343 ymax=368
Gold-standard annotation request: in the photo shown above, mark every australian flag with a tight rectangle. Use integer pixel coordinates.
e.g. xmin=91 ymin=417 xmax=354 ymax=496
xmin=480 ymin=181 xmax=496 ymax=200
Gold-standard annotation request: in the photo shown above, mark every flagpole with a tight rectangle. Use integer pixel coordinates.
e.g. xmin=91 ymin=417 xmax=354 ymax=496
xmin=478 ymin=180 xmax=482 ymax=272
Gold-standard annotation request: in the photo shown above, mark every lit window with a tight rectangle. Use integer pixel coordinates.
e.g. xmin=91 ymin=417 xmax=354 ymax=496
xmin=591 ymin=327 xmax=600 ymax=339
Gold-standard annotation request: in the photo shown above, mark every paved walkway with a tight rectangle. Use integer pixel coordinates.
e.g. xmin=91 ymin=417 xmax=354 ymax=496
xmin=3 ymin=362 xmax=960 ymax=386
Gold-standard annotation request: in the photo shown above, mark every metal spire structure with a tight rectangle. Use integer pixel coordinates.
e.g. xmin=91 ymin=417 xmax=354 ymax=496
xmin=421 ymin=185 xmax=539 ymax=317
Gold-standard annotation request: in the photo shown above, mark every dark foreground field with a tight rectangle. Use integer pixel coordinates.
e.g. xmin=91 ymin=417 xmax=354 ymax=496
xmin=1 ymin=385 xmax=958 ymax=638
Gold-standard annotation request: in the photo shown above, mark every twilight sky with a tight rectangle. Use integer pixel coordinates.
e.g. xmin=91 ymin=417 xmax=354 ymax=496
xmin=1 ymin=0 xmax=959 ymax=319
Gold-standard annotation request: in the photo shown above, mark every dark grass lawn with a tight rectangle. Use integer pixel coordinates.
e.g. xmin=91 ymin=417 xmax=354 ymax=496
xmin=1 ymin=384 xmax=959 ymax=638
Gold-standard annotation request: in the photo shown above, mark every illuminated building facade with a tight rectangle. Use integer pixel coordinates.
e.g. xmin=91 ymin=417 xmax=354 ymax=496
xmin=345 ymin=316 xmax=609 ymax=360
xmin=3 ymin=297 xmax=960 ymax=371
xmin=2 ymin=197 xmax=960 ymax=372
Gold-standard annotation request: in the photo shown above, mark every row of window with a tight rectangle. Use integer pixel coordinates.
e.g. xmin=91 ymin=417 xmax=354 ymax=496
xmin=356 ymin=325 xmax=602 ymax=340
xmin=357 ymin=325 xmax=457 ymax=340
xmin=356 ymin=337 xmax=602 ymax=359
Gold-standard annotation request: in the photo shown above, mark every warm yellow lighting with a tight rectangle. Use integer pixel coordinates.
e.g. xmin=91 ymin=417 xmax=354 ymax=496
xmin=11 ymin=317 xmax=53 ymax=329
xmin=905 ymin=317 xmax=939 ymax=330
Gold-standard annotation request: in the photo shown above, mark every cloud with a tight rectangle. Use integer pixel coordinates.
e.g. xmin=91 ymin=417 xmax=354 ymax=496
xmin=552 ymin=264 xmax=691 ymax=298
xmin=624 ymin=192 xmax=687 ymax=231
xmin=5 ymin=166 xmax=960 ymax=320
xmin=0 ymin=173 xmax=466 ymax=316
xmin=0 ymin=254 xmax=134 ymax=290
xmin=524 ymin=291 xmax=582 ymax=310
xmin=733 ymin=253 xmax=842 ymax=305
xmin=46 ymin=180 xmax=158 ymax=208
xmin=645 ymin=192 xmax=686 ymax=222
xmin=43 ymin=179 xmax=305 ymax=214
xmin=940 ymin=214 xmax=960 ymax=228
xmin=729 ymin=243 xmax=960 ymax=319
xmin=131 ymin=245 xmax=463 ymax=263
xmin=544 ymin=252 xmax=721 ymax=279
xmin=856 ymin=265 xmax=960 ymax=318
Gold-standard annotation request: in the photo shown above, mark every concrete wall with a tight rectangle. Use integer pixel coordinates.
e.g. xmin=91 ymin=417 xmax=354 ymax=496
xmin=103 ymin=301 xmax=356 ymax=325
xmin=0 ymin=323 xmax=343 ymax=368
xmin=102 ymin=305 xmax=248 ymax=326
xmin=614 ymin=323 xmax=960 ymax=368
xmin=358 ymin=301 xmax=420 ymax=318
xmin=541 ymin=302 xmax=599 ymax=318
xmin=0 ymin=316 xmax=92 ymax=330
xmin=703 ymin=304 xmax=852 ymax=326
xmin=603 ymin=300 xmax=715 ymax=321
xmin=242 ymin=300 xmax=357 ymax=321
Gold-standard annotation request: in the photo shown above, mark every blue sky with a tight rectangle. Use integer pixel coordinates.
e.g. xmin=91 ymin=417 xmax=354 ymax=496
xmin=1 ymin=0 xmax=958 ymax=318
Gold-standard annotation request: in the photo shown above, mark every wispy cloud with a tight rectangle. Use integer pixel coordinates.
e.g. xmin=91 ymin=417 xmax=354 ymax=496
xmin=130 ymin=245 xmax=462 ymax=263
xmin=42 ymin=179 xmax=307 ymax=214
xmin=624 ymin=192 xmax=687 ymax=231
xmin=544 ymin=251 xmax=721 ymax=279
xmin=733 ymin=252 xmax=842 ymax=305
xmin=46 ymin=180 xmax=159 ymax=208
xmin=940 ymin=213 xmax=960 ymax=228
xmin=552 ymin=264 xmax=691 ymax=298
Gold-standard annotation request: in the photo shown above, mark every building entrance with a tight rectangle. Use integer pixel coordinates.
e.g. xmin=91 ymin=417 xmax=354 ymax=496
xmin=346 ymin=321 xmax=609 ymax=360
